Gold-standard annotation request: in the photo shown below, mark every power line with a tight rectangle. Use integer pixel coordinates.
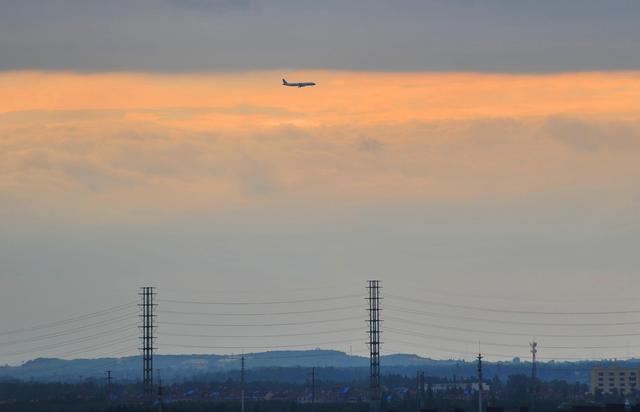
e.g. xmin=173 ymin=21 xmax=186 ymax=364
xmin=0 ymin=326 xmax=132 ymax=356
xmin=387 ymin=315 xmax=640 ymax=338
xmin=39 ymin=335 xmax=138 ymax=359
xmin=0 ymin=313 xmax=138 ymax=346
xmin=393 ymin=286 xmax=640 ymax=304
xmin=387 ymin=333 xmax=639 ymax=361
xmin=66 ymin=344 xmax=135 ymax=360
xmin=161 ymin=338 xmax=362 ymax=350
xmin=160 ymin=327 xmax=360 ymax=339
xmin=541 ymin=344 xmax=640 ymax=350
xmin=390 ymin=338 xmax=516 ymax=360
xmin=0 ymin=326 xmax=137 ymax=357
xmin=157 ymin=304 xmax=362 ymax=316
xmin=0 ymin=302 xmax=137 ymax=336
xmin=88 ymin=346 xmax=136 ymax=359
xmin=386 ymin=327 xmax=528 ymax=349
xmin=161 ymin=315 xmax=362 ymax=328
xmin=385 ymin=326 xmax=640 ymax=350
xmin=386 ymin=294 xmax=640 ymax=315
xmin=386 ymin=304 xmax=640 ymax=327
xmin=159 ymin=294 xmax=361 ymax=305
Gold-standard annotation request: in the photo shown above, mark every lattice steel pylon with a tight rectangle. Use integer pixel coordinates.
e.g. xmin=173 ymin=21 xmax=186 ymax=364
xmin=139 ymin=287 xmax=156 ymax=399
xmin=367 ymin=280 xmax=382 ymax=412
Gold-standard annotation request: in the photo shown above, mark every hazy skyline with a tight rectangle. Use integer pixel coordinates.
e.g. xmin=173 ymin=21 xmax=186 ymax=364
xmin=1 ymin=1 xmax=640 ymax=365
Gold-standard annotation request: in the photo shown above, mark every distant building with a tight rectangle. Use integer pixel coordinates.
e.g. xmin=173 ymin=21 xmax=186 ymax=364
xmin=428 ymin=382 xmax=490 ymax=393
xmin=591 ymin=365 xmax=640 ymax=395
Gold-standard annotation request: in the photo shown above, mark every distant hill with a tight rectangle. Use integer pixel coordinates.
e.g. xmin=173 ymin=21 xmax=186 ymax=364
xmin=1 ymin=350 xmax=638 ymax=385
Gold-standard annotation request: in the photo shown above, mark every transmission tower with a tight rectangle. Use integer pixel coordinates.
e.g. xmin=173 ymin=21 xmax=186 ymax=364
xmin=139 ymin=286 xmax=156 ymax=398
xmin=477 ymin=351 xmax=483 ymax=412
xmin=367 ymin=280 xmax=382 ymax=412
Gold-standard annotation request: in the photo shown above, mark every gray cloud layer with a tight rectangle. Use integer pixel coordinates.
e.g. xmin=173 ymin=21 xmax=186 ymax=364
xmin=1 ymin=0 xmax=640 ymax=72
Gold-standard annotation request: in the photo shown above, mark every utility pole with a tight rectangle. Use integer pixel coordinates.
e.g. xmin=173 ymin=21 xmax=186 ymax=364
xmin=106 ymin=370 xmax=112 ymax=401
xmin=530 ymin=341 xmax=538 ymax=412
xmin=157 ymin=369 xmax=163 ymax=412
xmin=477 ymin=351 xmax=483 ymax=412
xmin=241 ymin=355 xmax=245 ymax=412
xmin=367 ymin=280 xmax=382 ymax=412
xmin=416 ymin=370 xmax=420 ymax=412
xmin=311 ymin=367 xmax=316 ymax=412
xmin=140 ymin=287 xmax=156 ymax=400
xmin=420 ymin=372 xmax=425 ymax=408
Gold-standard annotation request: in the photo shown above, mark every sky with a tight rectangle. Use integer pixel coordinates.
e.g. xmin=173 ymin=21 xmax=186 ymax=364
xmin=1 ymin=0 xmax=640 ymax=366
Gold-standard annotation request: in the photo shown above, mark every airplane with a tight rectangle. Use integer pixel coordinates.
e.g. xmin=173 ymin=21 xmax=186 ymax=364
xmin=282 ymin=78 xmax=316 ymax=88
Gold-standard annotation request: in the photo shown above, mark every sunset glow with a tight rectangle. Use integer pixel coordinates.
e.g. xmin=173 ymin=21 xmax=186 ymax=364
xmin=2 ymin=71 xmax=639 ymax=219
xmin=3 ymin=1 xmax=640 ymax=371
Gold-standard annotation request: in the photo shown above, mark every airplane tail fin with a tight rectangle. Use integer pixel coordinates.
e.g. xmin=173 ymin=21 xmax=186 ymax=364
xmin=282 ymin=78 xmax=288 ymax=85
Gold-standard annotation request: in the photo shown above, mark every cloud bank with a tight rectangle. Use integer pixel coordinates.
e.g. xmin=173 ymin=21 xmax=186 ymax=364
xmin=1 ymin=71 xmax=639 ymax=221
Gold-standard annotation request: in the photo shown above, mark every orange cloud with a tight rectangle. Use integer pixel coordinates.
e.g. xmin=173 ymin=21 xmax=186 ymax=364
xmin=2 ymin=71 xmax=640 ymax=128
xmin=1 ymin=71 xmax=639 ymax=220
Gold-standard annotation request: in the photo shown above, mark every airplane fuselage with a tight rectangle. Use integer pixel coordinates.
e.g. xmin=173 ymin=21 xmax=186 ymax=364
xmin=282 ymin=79 xmax=316 ymax=88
